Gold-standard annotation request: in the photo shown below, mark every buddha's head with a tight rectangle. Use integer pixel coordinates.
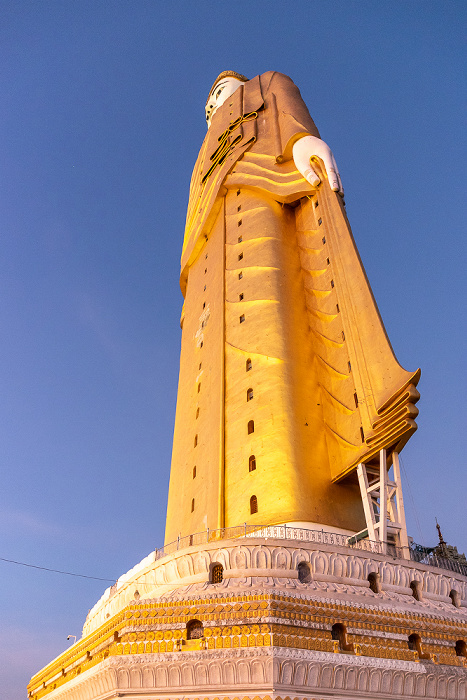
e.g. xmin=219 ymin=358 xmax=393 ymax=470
xmin=205 ymin=71 xmax=248 ymax=127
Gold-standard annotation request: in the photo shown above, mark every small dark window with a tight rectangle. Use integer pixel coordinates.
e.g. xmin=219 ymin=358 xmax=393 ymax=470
xmin=322 ymin=236 xmax=326 ymax=244
xmin=237 ymin=205 xmax=241 ymax=212
xmin=314 ymin=200 xmax=319 ymax=208
xmin=211 ymin=564 xmax=223 ymax=583
xmin=198 ymin=383 xmax=201 ymax=393
xmin=408 ymin=633 xmax=421 ymax=653
xmin=237 ymin=189 xmax=240 ymax=196
xmin=191 ymin=498 xmax=195 ymax=512
xmin=336 ymin=304 xmax=340 ymax=313
xmin=196 ymin=407 xmax=199 ymax=419
xmin=331 ymin=623 xmax=348 ymax=651
xmin=354 ymin=392 xmax=358 ymax=408
xmin=455 ymin=640 xmax=467 ymax=658
xmin=250 ymin=495 xmax=258 ymax=514
xmin=205 ymin=253 xmax=208 ymax=259
xmin=330 ymin=279 xmax=334 ymax=288
xmin=187 ymin=619 xmax=203 ymax=639
xmin=199 ymin=362 xmax=202 ymax=369
xmin=248 ymin=420 xmax=254 ymax=434
xmin=238 ymin=235 xmax=242 ymax=243
xmin=247 ymin=388 xmax=253 ymax=401
xmin=360 ymin=427 xmax=365 ymax=443
xmin=239 ymin=293 xmax=244 ymax=301
xmin=410 ymin=580 xmax=422 ymax=601
xmin=249 ymin=455 xmax=256 ymax=472
xmin=203 ymin=302 xmax=206 ymax=309
xmin=238 ymin=220 xmax=242 ymax=226
xmin=341 ymin=330 xmax=345 ymax=340
xmin=204 ymin=268 xmax=207 ymax=274
xmin=246 ymin=358 xmax=252 ymax=371
xmin=238 ymin=252 xmax=243 ymax=261
xmin=200 ymin=341 xmax=204 ymax=348
xmin=204 ymin=285 xmax=206 ymax=291
xmin=194 ymin=434 xmax=198 ymax=447
xmin=368 ymin=572 xmax=381 ymax=593
xmin=348 ymin=361 xmax=351 ymax=372
xmin=193 ymin=466 xmax=196 ymax=478
xmin=450 ymin=589 xmax=461 ymax=608
xmin=326 ymin=257 xmax=330 ymax=265
xmin=298 ymin=561 xmax=311 ymax=583
xmin=318 ymin=218 xmax=322 ymax=225
xmin=240 ymin=314 xmax=245 ymax=323
xmin=238 ymin=272 xmax=243 ymax=280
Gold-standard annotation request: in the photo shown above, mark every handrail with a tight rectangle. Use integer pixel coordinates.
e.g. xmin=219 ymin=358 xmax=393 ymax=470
xmin=154 ymin=524 xmax=467 ymax=577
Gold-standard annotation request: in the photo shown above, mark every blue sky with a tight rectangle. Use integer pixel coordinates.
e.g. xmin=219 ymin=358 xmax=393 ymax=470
xmin=1 ymin=1 xmax=466 ymax=695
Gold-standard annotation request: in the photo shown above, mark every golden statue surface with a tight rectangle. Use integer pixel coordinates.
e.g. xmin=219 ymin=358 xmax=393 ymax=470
xmin=166 ymin=71 xmax=420 ymax=544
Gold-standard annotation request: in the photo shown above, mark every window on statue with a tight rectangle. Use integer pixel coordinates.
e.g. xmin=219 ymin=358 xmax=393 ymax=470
xmin=238 ymin=271 xmax=243 ymax=280
xmin=360 ymin=427 xmax=365 ymax=443
xmin=194 ymin=435 xmax=198 ymax=447
xmin=240 ymin=314 xmax=245 ymax=323
xmin=331 ymin=623 xmax=352 ymax=652
xmin=246 ymin=358 xmax=252 ymax=372
xmin=297 ymin=561 xmax=311 ymax=584
xmin=249 ymin=455 xmax=256 ymax=472
xmin=455 ymin=640 xmax=467 ymax=658
xmin=354 ymin=392 xmax=358 ymax=408
xmin=450 ymin=589 xmax=461 ymax=608
xmin=198 ymin=383 xmax=201 ymax=393
xmin=248 ymin=420 xmax=255 ymax=434
xmin=238 ymin=235 xmax=242 ymax=243
xmin=196 ymin=407 xmax=199 ymax=419
xmin=211 ymin=563 xmax=224 ymax=584
xmin=191 ymin=498 xmax=195 ymax=512
xmin=318 ymin=218 xmax=322 ymax=226
xmin=368 ymin=571 xmax=381 ymax=594
xmin=330 ymin=279 xmax=334 ymax=288
xmin=238 ymin=252 xmax=243 ymax=261
xmin=250 ymin=495 xmax=258 ymax=514
xmin=239 ymin=293 xmax=244 ymax=301
xmin=410 ymin=580 xmax=423 ymax=601
xmin=193 ymin=466 xmax=196 ymax=479
xmin=247 ymin=388 xmax=253 ymax=401
xmin=186 ymin=619 xmax=203 ymax=640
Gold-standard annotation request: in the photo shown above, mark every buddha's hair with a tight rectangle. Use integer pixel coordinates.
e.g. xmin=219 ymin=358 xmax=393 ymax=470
xmin=206 ymin=71 xmax=248 ymax=105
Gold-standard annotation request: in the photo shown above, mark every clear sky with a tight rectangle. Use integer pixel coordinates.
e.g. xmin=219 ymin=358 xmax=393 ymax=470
xmin=1 ymin=1 xmax=466 ymax=695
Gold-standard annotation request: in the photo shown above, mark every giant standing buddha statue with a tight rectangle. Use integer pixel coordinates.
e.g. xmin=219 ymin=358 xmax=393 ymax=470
xmin=29 ymin=72 xmax=467 ymax=700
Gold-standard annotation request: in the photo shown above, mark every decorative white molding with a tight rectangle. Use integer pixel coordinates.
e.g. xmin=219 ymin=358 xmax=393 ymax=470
xmin=83 ymin=538 xmax=467 ymax=637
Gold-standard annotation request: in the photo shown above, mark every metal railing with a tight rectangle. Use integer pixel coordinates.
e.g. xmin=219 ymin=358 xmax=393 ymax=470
xmin=409 ymin=546 xmax=467 ymax=577
xmin=154 ymin=524 xmax=467 ymax=577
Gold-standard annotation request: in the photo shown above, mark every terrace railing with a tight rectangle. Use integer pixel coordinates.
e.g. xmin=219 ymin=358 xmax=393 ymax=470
xmin=154 ymin=524 xmax=467 ymax=578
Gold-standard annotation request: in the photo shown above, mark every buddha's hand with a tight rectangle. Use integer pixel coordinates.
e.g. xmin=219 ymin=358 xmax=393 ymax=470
xmin=292 ymin=135 xmax=344 ymax=196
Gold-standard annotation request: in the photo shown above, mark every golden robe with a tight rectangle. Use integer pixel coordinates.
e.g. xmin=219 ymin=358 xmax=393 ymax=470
xmin=165 ymin=72 xmax=419 ymax=542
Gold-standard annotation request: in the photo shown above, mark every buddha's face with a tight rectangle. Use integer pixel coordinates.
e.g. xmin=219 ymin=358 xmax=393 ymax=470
xmin=205 ymin=77 xmax=244 ymax=127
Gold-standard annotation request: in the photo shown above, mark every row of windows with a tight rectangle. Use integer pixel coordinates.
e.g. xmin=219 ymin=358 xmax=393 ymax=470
xmin=184 ymin=614 xmax=466 ymax=658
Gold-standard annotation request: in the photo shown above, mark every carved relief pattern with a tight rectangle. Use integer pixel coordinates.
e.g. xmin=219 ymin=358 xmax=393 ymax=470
xmin=29 ymin=540 xmax=467 ymax=700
